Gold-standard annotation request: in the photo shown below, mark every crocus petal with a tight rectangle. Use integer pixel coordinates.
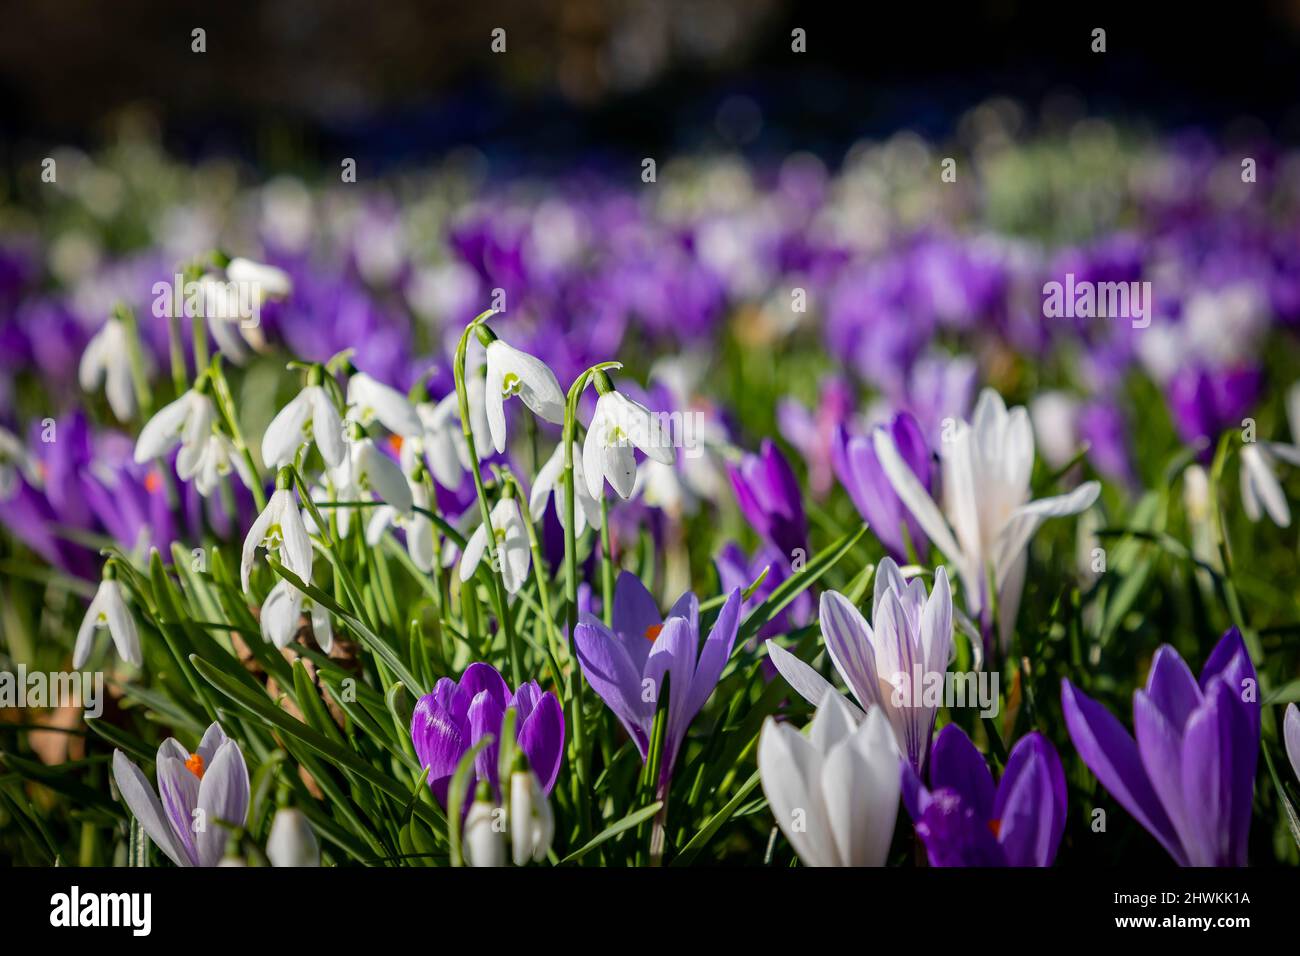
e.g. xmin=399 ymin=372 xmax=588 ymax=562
xmin=156 ymin=752 xmax=202 ymax=866
xmin=411 ymin=690 xmax=469 ymax=804
xmin=929 ymin=724 xmax=995 ymax=822
xmin=988 ymin=482 xmax=1102 ymax=592
xmin=1060 ymin=679 xmax=1188 ymax=865
xmin=111 ymin=750 xmax=191 ymax=867
xmin=994 ymin=733 xmax=1066 ymax=866
xmin=765 ymin=640 xmax=864 ymax=719
xmin=195 ymin=739 xmax=250 ymax=866
xmin=574 ymin=616 xmax=652 ymax=756
xmin=874 ymin=426 xmax=964 ymax=568
xmin=516 ymin=691 xmax=565 ymax=794
xmin=685 ymin=587 xmax=742 ymax=718
xmin=467 ymin=689 xmax=505 ymax=792
xmin=758 ymin=718 xmax=838 ymax=866
xmin=1180 ymin=680 xmax=1254 ymax=866
xmin=1284 ymin=703 xmax=1300 ymax=784
xmin=818 ymin=590 xmax=884 ymax=713
xmin=823 ymin=706 xmax=900 ymax=867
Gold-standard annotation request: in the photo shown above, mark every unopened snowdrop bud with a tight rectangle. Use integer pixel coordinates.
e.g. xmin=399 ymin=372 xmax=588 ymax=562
xmin=267 ymin=807 xmax=321 ymax=867
xmin=74 ymin=564 xmax=142 ymax=669
xmin=509 ymin=753 xmax=554 ymax=865
xmin=226 ymin=257 xmax=292 ymax=301
xmin=529 ymin=441 xmax=601 ymax=533
xmin=241 ymin=469 xmax=313 ymax=592
xmin=583 ymin=379 xmax=675 ymax=500
xmin=459 ymin=493 xmax=530 ymax=593
xmin=483 ymin=334 xmax=565 ymax=454
xmin=463 ymin=780 xmax=505 ymax=867
xmin=262 ymin=365 xmax=345 ymax=469
xmin=347 ymin=368 xmax=422 ymax=438
xmin=79 ymin=315 xmax=139 ymax=421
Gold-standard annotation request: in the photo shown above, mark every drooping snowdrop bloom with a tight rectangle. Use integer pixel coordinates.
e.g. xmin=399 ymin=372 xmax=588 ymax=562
xmin=266 ymin=807 xmax=321 ymax=867
xmin=484 ymin=338 xmax=565 ymax=454
xmin=111 ymin=723 xmax=249 ymax=867
xmin=1285 ymin=704 xmax=1300 ymax=784
xmin=529 ymin=441 xmax=601 ymax=534
xmin=584 ymin=389 xmax=676 ymax=499
xmin=766 ymin=559 xmax=953 ymax=772
xmin=509 ymin=755 xmax=555 ymax=865
xmin=134 ymin=386 xmax=250 ymax=497
xmin=874 ymin=388 xmax=1100 ymax=649
xmin=366 ymin=474 xmax=435 ymax=572
xmin=259 ymin=578 xmax=333 ymax=652
xmin=346 ymin=370 xmax=422 ymax=438
xmin=328 ymin=434 xmax=414 ymax=537
xmin=758 ymin=697 xmax=900 ymax=867
xmin=197 ymin=274 xmax=254 ymax=364
xmin=1238 ymin=385 xmax=1300 ymax=527
xmin=409 ymin=395 xmax=471 ymax=489
xmin=573 ymin=573 xmax=742 ymax=791
xmin=261 ymin=377 xmax=345 ymax=470
xmin=464 ymin=781 xmax=505 ymax=867
xmin=902 ymin=725 xmax=1066 ymax=867
xmin=459 ymin=496 xmax=530 ymax=593
xmin=74 ymin=569 xmax=142 ymax=668
xmin=225 ymin=257 xmax=292 ymax=301
xmin=241 ymin=482 xmax=313 ymax=593
xmin=78 ymin=316 xmax=140 ymax=421
xmin=1061 ymin=628 xmax=1259 ymax=866
xmin=410 ymin=663 xmax=565 ymax=806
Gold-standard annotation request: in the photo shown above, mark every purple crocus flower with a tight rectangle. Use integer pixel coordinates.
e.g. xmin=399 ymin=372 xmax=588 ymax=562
xmin=1061 ymin=628 xmax=1260 ymax=866
xmin=1166 ymin=366 xmax=1261 ymax=459
xmin=411 ymin=663 xmax=565 ymax=806
xmin=728 ymin=440 xmax=807 ymax=559
xmin=832 ymin=413 xmax=933 ymax=563
xmin=110 ymin=722 xmax=250 ymax=867
xmin=574 ymin=572 xmax=742 ymax=792
xmin=715 ymin=540 xmax=811 ymax=643
xmin=901 ymin=724 xmax=1067 ymax=867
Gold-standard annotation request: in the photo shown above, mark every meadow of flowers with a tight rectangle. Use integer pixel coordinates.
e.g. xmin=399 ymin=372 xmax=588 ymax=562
xmin=2 ymin=111 xmax=1300 ymax=869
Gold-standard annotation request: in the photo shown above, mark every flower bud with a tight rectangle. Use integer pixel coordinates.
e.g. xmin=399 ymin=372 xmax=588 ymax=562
xmin=464 ymin=780 xmax=505 ymax=867
xmin=267 ymin=807 xmax=321 ymax=867
xmin=509 ymin=755 xmax=554 ymax=865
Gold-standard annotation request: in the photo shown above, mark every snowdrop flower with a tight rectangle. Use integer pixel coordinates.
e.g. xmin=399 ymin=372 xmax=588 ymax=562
xmin=198 ymin=275 xmax=253 ymax=364
xmin=259 ymin=578 xmax=333 ymax=652
xmin=110 ymin=722 xmax=249 ymax=867
xmin=78 ymin=316 xmax=141 ymax=421
xmin=366 ymin=474 xmax=435 ymax=572
xmin=463 ymin=781 xmax=505 ymax=867
xmin=241 ymin=479 xmax=312 ymax=593
xmin=583 ymin=389 xmax=676 ymax=499
xmin=225 ymin=257 xmax=292 ymax=301
xmin=0 ymin=426 xmax=37 ymax=500
xmin=266 ymin=807 xmax=321 ymax=867
xmin=874 ymin=388 xmax=1099 ymax=649
xmin=74 ymin=569 xmax=141 ymax=668
xmin=758 ymin=697 xmax=900 ymax=867
xmin=347 ymin=370 xmax=422 ymax=438
xmin=484 ymin=338 xmax=565 ymax=453
xmin=459 ymin=496 xmax=530 ymax=593
xmin=134 ymin=385 xmax=249 ymax=497
xmin=407 ymin=384 xmax=488 ymax=489
xmin=509 ymin=756 xmax=555 ymax=865
xmin=1239 ymin=383 xmax=1300 ymax=527
xmin=766 ymin=559 xmax=953 ymax=772
xmin=261 ymin=374 xmax=345 ymax=470
xmin=529 ymin=441 xmax=601 ymax=534
xmin=328 ymin=434 xmax=414 ymax=538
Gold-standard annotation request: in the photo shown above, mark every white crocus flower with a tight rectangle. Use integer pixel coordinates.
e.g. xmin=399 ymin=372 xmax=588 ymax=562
xmin=1239 ymin=382 xmax=1300 ymax=528
xmin=874 ymin=388 xmax=1099 ymax=649
xmin=262 ymin=383 xmax=345 ymax=470
xmin=79 ymin=317 xmax=141 ymax=421
xmin=484 ymin=339 xmax=565 ymax=454
xmin=459 ymin=497 xmax=530 ymax=593
xmin=134 ymin=388 xmax=249 ymax=497
xmin=241 ymin=487 xmax=313 ymax=593
xmin=0 ymin=427 xmax=37 ymax=499
xmin=226 ymin=257 xmax=292 ymax=301
xmin=74 ymin=575 xmax=141 ymax=668
xmin=463 ymin=785 xmax=505 ymax=867
xmin=266 ymin=807 xmax=321 ymax=867
xmin=529 ymin=441 xmax=601 ymax=534
xmin=509 ymin=764 xmax=554 ymax=865
xmin=259 ymin=578 xmax=333 ymax=652
xmin=758 ymin=697 xmax=899 ymax=867
xmin=583 ymin=390 xmax=676 ymax=499
xmin=366 ymin=477 xmax=435 ymax=572
xmin=347 ymin=371 xmax=422 ymax=438
xmin=766 ymin=559 xmax=953 ymax=772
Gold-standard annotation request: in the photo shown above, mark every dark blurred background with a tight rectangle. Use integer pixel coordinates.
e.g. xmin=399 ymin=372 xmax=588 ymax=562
xmin=3 ymin=0 xmax=1300 ymax=169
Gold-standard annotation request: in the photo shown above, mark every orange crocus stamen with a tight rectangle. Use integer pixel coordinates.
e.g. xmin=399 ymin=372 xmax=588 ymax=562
xmin=144 ymin=470 xmax=163 ymax=493
xmin=185 ymin=752 xmax=205 ymax=779
xmin=388 ymin=434 xmax=404 ymax=455
xmin=988 ymin=818 xmax=1002 ymax=839
xmin=644 ymin=624 xmax=662 ymax=642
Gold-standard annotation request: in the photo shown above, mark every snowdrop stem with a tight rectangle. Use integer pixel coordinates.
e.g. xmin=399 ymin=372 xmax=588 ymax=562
xmin=208 ymin=359 xmax=267 ymax=510
xmin=454 ymin=316 xmax=520 ymax=688
xmin=504 ymin=468 xmax=562 ymax=662
xmin=113 ymin=303 xmax=154 ymax=419
xmin=600 ymin=495 xmax=614 ymax=627
xmin=164 ymin=307 xmax=187 ymax=395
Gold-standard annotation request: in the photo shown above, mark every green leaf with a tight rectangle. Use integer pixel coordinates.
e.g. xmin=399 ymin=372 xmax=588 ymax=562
xmin=560 ymin=801 xmax=662 ymax=864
